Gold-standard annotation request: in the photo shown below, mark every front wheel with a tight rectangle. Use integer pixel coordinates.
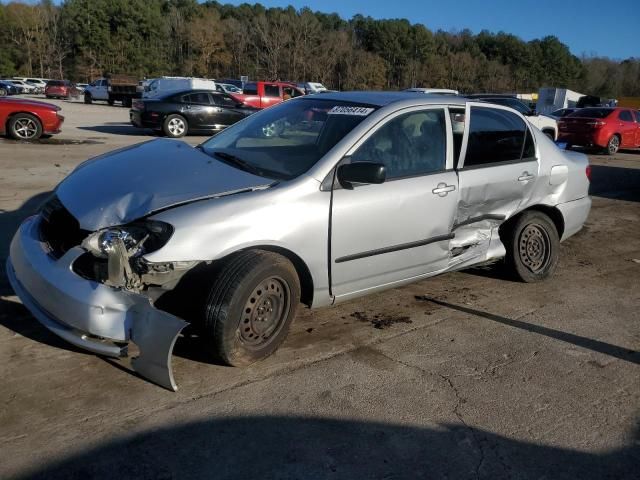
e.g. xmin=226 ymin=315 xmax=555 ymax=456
xmin=605 ymin=135 xmax=620 ymax=155
xmin=163 ymin=114 xmax=188 ymax=138
xmin=201 ymin=250 xmax=300 ymax=366
xmin=0 ymin=88 xmax=7 ymax=97
xmin=503 ymin=211 xmax=559 ymax=283
xmin=8 ymin=113 xmax=43 ymax=140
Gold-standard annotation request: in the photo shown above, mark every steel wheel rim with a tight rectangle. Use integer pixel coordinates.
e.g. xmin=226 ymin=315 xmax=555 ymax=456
xmin=519 ymin=223 xmax=551 ymax=273
xmin=168 ymin=118 xmax=185 ymax=136
xmin=14 ymin=118 xmax=38 ymax=139
xmin=239 ymin=276 xmax=291 ymax=348
xmin=608 ymin=136 xmax=619 ymax=154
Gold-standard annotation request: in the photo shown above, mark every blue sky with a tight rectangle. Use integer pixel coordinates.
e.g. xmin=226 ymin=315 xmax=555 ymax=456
xmin=222 ymin=0 xmax=639 ymax=59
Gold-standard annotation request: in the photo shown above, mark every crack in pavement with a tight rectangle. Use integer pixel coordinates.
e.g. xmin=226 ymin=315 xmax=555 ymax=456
xmin=372 ymin=348 xmax=487 ymax=480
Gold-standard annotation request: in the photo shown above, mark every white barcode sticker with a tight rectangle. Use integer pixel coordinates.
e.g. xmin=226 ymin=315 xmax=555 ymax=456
xmin=327 ymin=106 xmax=375 ymax=116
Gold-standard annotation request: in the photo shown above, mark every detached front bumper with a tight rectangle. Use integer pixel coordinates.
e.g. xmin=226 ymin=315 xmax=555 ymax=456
xmin=6 ymin=216 xmax=187 ymax=390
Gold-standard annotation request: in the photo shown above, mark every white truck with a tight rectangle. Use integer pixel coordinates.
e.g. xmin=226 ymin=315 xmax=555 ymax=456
xmin=536 ymin=88 xmax=585 ymax=115
xmin=84 ymin=75 xmax=142 ymax=107
xmin=142 ymin=77 xmax=217 ymax=99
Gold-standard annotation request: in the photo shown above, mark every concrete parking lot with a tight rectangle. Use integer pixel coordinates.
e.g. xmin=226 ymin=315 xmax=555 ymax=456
xmin=0 ymin=97 xmax=638 ymax=479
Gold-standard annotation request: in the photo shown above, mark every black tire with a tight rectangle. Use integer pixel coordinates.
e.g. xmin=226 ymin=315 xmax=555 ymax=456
xmin=605 ymin=134 xmax=620 ymax=155
xmin=503 ymin=211 xmax=559 ymax=283
xmin=565 ymin=143 xmax=572 ymax=150
xmin=0 ymin=88 xmax=7 ymax=97
xmin=202 ymin=250 xmax=300 ymax=366
xmin=123 ymin=97 xmax=132 ymax=108
xmin=84 ymin=93 xmax=92 ymax=104
xmin=162 ymin=114 xmax=188 ymax=138
xmin=107 ymin=98 xmax=115 ymax=106
xmin=8 ymin=113 xmax=43 ymax=141
xmin=543 ymin=130 xmax=555 ymax=141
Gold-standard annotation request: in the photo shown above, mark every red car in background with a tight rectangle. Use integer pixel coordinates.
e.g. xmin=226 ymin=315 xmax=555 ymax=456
xmin=0 ymin=97 xmax=64 ymax=140
xmin=231 ymin=81 xmax=304 ymax=109
xmin=45 ymin=80 xmax=80 ymax=100
xmin=558 ymin=107 xmax=640 ymax=155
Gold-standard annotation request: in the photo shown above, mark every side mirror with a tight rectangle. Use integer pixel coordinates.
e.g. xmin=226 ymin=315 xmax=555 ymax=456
xmin=337 ymin=162 xmax=386 ymax=189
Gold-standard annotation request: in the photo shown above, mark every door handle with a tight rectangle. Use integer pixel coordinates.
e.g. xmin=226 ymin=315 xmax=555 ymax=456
xmin=518 ymin=172 xmax=535 ymax=182
xmin=432 ymin=183 xmax=456 ymax=197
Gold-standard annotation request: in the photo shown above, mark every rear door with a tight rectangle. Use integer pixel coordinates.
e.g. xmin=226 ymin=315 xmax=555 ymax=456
xmin=330 ymin=106 xmax=458 ymax=299
xmin=210 ymin=93 xmax=245 ymax=127
xmin=617 ymin=110 xmax=636 ymax=147
xmin=453 ymin=103 xmax=538 ymax=259
xmin=182 ymin=92 xmax=216 ymax=129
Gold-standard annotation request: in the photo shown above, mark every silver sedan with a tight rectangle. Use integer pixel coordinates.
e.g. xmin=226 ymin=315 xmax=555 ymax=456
xmin=7 ymin=92 xmax=591 ymax=390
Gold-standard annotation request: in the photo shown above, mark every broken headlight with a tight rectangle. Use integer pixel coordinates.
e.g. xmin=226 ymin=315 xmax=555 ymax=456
xmin=82 ymin=220 xmax=173 ymax=259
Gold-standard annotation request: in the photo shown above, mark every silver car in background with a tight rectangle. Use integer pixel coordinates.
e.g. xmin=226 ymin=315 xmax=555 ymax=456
xmin=7 ymin=92 xmax=591 ymax=390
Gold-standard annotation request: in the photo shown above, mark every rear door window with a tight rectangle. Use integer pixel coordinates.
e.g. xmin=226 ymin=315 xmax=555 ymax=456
xmin=635 ymin=111 xmax=640 ymax=123
xmin=264 ymin=84 xmax=280 ymax=98
xmin=243 ymin=83 xmax=258 ymax=95
xmin=619 ymin=110 xmax=633 ymax=122
xmin=463 ymin=107 xmax=531 ymax=168
xmin=184 ymin=93 xmax=212 ymax=105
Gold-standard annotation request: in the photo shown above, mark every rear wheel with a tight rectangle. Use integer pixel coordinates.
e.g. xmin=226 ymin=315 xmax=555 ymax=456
xmin=163 ymin=114 xmax=188 ymax=138
xmin=8 ymin=113 xmax=43 ymax=141
xmin=0 ymin=88 xmax=7 ymax=97
xmin=84 ymin=93 xmax=92 ymax=104
xmin=201 ymin=250 xmax=300 ymax=366
xmin=605 ymin=135 xmax=620 ymax=155
xmin=107 ymin=98 xmax=115 ymax=106
xmin=503 ymin=211 xmax=559 ymax=283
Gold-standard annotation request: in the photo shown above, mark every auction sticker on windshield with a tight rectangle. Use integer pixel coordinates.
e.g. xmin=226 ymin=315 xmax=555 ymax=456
xmin=327 ymin=106 xmax=375 ymax=116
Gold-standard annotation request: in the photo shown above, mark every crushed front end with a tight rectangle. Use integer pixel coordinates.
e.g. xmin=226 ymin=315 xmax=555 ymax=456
xmin=6 ymin=196 xmax=194 ymax=391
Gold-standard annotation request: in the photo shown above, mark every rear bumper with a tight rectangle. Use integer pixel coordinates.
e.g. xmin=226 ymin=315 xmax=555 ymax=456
xmin=129 ymin=110 xmax=160 ymax=129
xmin=557 ymin=196 xmax=591 ymax=241
xmin=557 ymin=132 xmax=607 ymax=148
xmin=7 ymin=216 xmax=187 ymax=390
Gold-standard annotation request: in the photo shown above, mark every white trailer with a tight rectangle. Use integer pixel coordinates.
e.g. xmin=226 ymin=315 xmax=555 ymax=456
xmin=537 ymin=88 xmax=584 ymax=115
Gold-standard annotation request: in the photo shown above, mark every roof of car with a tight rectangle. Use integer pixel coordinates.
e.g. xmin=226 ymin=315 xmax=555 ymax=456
xmin=300 ymin=91 xmax=467 ymax=107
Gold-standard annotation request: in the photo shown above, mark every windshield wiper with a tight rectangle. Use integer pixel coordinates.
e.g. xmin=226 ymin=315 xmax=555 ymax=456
xmin=211 ymin=150 xmax=263 ymax=176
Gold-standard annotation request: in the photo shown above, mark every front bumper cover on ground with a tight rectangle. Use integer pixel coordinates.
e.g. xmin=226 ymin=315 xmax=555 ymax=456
xmin=6 ymin=216 xmax=188 ymax=391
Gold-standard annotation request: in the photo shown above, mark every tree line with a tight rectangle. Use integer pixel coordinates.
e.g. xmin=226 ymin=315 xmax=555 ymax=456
xmin=1 ymin=0 xmax=638 ymax=98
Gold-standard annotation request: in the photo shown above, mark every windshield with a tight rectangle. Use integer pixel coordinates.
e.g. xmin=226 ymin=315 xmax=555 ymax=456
xmin=568 ymin=108 xmax=613 ymax=119
xmin=200 ymin=98 xmax=377 ymax=180
xmin=47 ymin=80 xmax=64 ymax=86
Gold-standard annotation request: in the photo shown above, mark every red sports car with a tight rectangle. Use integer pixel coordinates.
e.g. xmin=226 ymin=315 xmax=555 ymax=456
xmin=0 ymin=97 xmax=64 ymax=140
xmin=558 ymin=107 xmax=640 ymax=155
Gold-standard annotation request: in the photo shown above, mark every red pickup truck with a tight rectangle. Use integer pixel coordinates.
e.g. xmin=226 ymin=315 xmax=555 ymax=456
xmin=231 ymin=81 xmax=305 ymax=109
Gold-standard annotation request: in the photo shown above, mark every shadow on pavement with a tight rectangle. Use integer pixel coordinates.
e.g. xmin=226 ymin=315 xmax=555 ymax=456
xmin=418 ymin=296 xmax=640 ymax=365
xmin=77 ymin=124 xmax=155 ymax=136
xmin=589 ymin=164 xmax=640 ymax=202
xmin=13 ymin=416 xmax=640 ymax=479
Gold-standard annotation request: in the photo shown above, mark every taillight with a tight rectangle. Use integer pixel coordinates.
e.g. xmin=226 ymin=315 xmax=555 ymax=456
xmin=585 ymin=165 xmax=591 ymax=182
xmin=586 ymin=121 xmax=605 ymax=128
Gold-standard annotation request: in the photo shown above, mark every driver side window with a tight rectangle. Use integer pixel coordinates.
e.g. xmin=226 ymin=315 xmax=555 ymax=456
xmin=350 ymin=109 xmax=446 ymax=179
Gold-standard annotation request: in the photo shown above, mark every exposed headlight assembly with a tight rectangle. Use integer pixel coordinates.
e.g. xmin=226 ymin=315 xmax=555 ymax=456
xmin=81 ymin=221 xmax=174 ymax=289
xmin=82 ymin=220 xmax=173 ymax=259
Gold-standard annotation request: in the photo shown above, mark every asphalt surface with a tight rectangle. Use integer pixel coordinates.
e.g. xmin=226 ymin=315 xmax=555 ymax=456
xmin=0 ymin=97 xmax=639 ymax=479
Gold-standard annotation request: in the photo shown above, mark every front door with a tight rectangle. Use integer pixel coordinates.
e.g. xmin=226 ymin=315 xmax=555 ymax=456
xmin=330 ymin=107 xmax=458 ymax=299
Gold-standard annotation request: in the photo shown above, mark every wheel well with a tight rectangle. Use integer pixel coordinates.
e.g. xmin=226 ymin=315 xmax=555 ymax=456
xmin=6 ymin=111 xmax=42 ymax=131
xmin=500 ymin=205 xmax=565 ymax=240
xmin=251 ymin=246 xmax=314 ymax=307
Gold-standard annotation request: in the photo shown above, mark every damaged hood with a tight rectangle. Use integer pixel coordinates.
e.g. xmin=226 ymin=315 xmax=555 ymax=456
xmin=56 ymin=139 xmax=273 ymax=230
